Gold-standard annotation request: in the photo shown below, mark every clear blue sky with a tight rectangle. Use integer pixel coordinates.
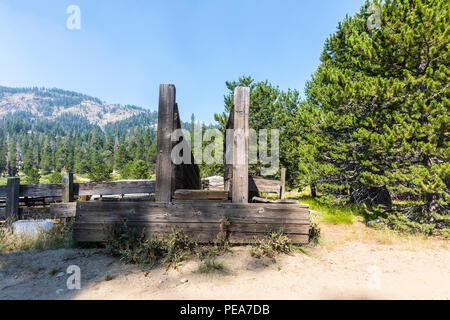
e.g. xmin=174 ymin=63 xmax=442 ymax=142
xmin=0 ymin=0 xmax=364 ymax=123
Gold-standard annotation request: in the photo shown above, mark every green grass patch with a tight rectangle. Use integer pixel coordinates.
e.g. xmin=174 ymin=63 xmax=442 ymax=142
xmin=294 ymin=196 xmax=361 ymax=225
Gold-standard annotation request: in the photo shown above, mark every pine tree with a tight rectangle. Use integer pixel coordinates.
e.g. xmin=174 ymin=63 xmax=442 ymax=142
xmin=303 ymin=0 xmax=449 ymax=233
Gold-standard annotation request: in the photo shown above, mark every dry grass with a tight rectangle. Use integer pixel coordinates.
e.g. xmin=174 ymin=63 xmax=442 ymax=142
xmin=0 ymin=222 xmax=73 ymax=253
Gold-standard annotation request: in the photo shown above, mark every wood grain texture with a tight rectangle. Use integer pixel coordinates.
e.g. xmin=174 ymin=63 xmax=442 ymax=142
xmin=6 ymin=178 xmax=20 ymax=223
xmin=76 ymin=180 xmax=155 ymax=196
xmin=155 ymin=84 xmax=176 ymax=202
xmin=232 ymin=87 xmax=250 ymax=203
xmin=1 ymin=180 xmax=156 ymax=199
xmin=280 ymin=168 xmax=286 ymax=200
xmin=248 ymin=176 xmax=281 ymax=193
xmin=73 ymin=201 xmax=310 ymax=244
xmin=16 ymin=203 xmax=77 ymax=220
xmin=173 ymin=189 xmax=229 ymax=200
xmin=62 ymin=172 xmax=74 ymax=202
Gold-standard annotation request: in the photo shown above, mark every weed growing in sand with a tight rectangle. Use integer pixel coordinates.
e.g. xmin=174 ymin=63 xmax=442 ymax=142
xmin=49 ymin=267 xmax=60 ymax=276
xmin=163 ymin=227 xmax=198 ymax=270
xmin=106 ymin=220 xmax=198 ymax=270
xmin=250 ymin=230 xmax=292 ymax=258
xmin=198 ymin=248 xmax=225 ymax=274
xmin=103 ymin=273 xmax=113 ymax=281
xmin=0 ymin=222 xmax=74 ymax=253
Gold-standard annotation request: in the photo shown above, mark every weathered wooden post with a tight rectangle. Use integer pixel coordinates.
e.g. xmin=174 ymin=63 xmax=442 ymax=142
xmin=62 ymin=173 xmax=74 ymax=203
xmin=155 ymin=84 xmax=176 ymax=203
xmin=280 ymin=168 xmax=286 ymax=200
xmin=6 ymin=177 xmax=20 ymax=227
xmin=62 ymin=173 xmax=74 ymax=225
xmin=232 ymin=87 xmax=250 ymax=203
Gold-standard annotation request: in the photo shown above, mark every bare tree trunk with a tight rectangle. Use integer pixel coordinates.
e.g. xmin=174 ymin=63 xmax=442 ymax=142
xmin=310 ymin=184 xmax=317 ymax=198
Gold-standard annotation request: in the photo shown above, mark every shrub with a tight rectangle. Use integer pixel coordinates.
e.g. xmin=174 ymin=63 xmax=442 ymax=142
xmin=88 ymin=164 xmax=112 ymax=182
xmin=106 ymin=220 xmax=197 ymax=269
xmin=23 ymin=168 xmax=41 ymax=184
xmin=103 ymin=273 xmax=113 ymax=281
xmin=250 ymin=230 xmax=292 ymax=258
xmin=120 ymin=160 xmax=151 ymax=179
xmin=198 ymin=249 xmax=224 ymax=274
xmin=48 ymin=171 xmax=62 ymax=184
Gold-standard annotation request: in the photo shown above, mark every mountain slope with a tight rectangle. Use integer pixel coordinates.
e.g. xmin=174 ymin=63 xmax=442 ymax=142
xmin=0 ymin=86 xmax=151 ymax=128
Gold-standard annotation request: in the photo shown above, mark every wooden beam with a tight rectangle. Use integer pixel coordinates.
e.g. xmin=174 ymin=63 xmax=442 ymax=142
xmin=76 ymin=180 xmax=155 ymax=196
xmin=73 ymin=201 xmax=311 ymax=243
xmin=19 ymin=184 xmax=62 ymax=198
xmin=224 ymin=105 xmax=234 ymax=193
xmin=252 ymin=196 xmax=298 ymax=204
xmin=6 ymin=178 xmax=20 ymax=226
xmin=0 ymin=180 xmax=156 ymax=200
xmin=248 ymin=176 xmax=281 ymax=194
xmin=62 ymin=173 xmax=74 ymax=203
xmin=155 ymin=84 xmax=176 ymax=202
xmin=280 ymin=168 xmax=286 ymax=200
xmin=0 ymin=185 xmax=7 ymax=197
xmin=19 ymin=203 xmax=77 ymax=220
xmin=173 ymin=189 xmax=229 ymax=200
xmin=232 ymin=87 xmax=250 ymax=203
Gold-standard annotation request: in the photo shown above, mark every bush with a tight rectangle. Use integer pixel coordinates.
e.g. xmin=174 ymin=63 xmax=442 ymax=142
xmin=48 ymin=171 xmax=62 ymax=184
xmin=250 ymin=230 xmax=292 ymax=258
xmin=23 ymin=168 xmax=41 ymax=184
xmin=198 ymin=249 xmax=224 ymax=274
xmin=106 ymin=220 xmax=197 ymax=269
xmin=120 ymin=160 xmax=151 ymax=179
xmin=88 ymin=164 xmax=112 ymax=182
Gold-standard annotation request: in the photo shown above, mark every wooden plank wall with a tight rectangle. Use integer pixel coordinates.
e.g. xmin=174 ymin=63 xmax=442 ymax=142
xmin=73 ymin=201 xmax=310 ymax=244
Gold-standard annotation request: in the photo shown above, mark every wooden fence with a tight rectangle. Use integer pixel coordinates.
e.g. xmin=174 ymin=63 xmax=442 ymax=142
xmin=0 ymin=174 xmax=155 ymax=222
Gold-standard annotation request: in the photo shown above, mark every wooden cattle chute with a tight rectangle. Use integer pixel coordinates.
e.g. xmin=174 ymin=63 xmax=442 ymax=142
xmin=1 ymin=84 xmax=311 ymax=244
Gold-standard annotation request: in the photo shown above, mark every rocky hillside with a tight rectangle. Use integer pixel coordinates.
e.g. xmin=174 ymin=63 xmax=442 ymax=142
xmin=0 ymin=86 xmax=150 ymax=129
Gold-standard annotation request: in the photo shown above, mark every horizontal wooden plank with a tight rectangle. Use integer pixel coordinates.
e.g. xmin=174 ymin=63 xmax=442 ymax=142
xmin=73 ymin=201 xmax=310 ymax=244
xmin=20 ymin=184 xmax=62 ymax=198
xmin=173 ymin=189 xmax=229 ymax=200
xmin=75 ymin=201 xmax=310 ymax=219
xmin=50 ymin=202 xmax=77 ymax=218
xmin=249 ymin=176 xmax=281 ymax=193
xmin=73 ymin=225 xmax=309 ymax=244
xmin=76 ymin=180 xmax=156 ymax=196
xmin=0 ymin=180 xmax=156 ymax=199
xmin=74 ymin=222 xmax=310 ymax=234
xmin=0 ymin=185 xmax=6 ymax=198
xmin=252 ymin=196 xmax=299 ymax=204
xmin=17 ymin=203 xmax=77 ymax=219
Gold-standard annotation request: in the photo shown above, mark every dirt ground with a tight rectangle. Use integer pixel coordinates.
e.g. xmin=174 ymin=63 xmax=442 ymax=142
xmin=0 ymin=221 xmax=449 ymax=300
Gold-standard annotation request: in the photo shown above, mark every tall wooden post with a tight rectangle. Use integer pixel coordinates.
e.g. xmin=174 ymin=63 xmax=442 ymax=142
xmin=280 ymin=168 xmax=286 ymax=200
xmin=62 ymin=173 xmax=74 ymax=203
xmin=6 ymin=178 xmax=20 ymax=227
xmin=61 ymin=173 xmax=74 ymax=225
xmin=232 ymin=87 xmax=249 ymax=203
xmin=155 ymin=84 xmax=176 ymax=203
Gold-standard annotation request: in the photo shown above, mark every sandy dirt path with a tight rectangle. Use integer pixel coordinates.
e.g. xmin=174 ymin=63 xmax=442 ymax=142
xmin=1 ymin=223 xmax=449 ymax=300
